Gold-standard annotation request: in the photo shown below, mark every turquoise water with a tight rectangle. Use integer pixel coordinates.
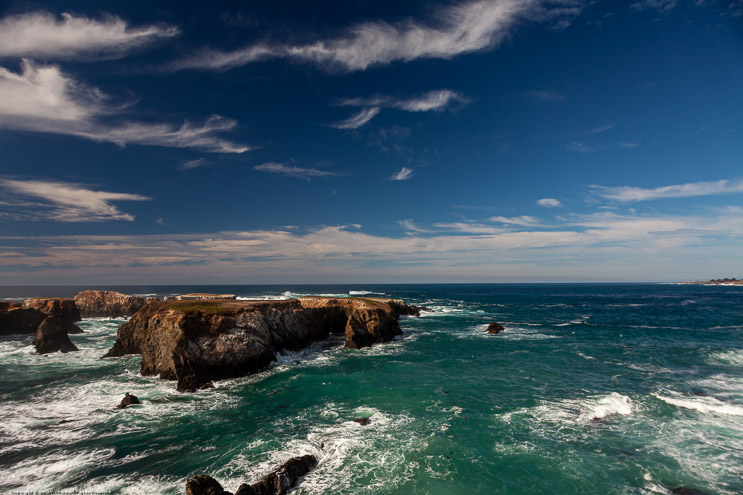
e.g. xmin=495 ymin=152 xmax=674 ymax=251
xmin=1 ymin=284 xmax=742 ymax=494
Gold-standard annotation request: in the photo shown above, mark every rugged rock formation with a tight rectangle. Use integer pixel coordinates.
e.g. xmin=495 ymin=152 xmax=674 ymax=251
xmin=186 ymin=455 xmax=318 ymax=495
xmin=103 ymin=297 xmax=418 ymax=391
xmin=23 ymin=298 xmax=81 ymax=322
xmin=672 ymin=488 xmax=708 ymax=495
xmin=174 ymin=293 xmax=237 ymax=301
xmin=0 ymin=304 xmax=46 ymax=336
xmin=34 ymin=316 xmax=79 ymax=354
xmin=74 ymin=290 xmax=147 ymax=318
xmin=186 ymin=474 xmax=230 ymax=495
xmin=236 ymin=455 xmax=317 ymax=495
xmin=486 ymin=322 xmax=505 ymax=334
xmin=353 ymin=417 xmax=371 ymax=426
xmin=117 ymin=392 xmax=140 ymax=409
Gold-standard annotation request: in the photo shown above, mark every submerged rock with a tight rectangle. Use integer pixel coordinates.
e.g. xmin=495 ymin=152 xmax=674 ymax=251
xmin=235 ymin=455 xmax=318 ymax=495
xmin=74 ymin=290 xmax=148 ymax=318
xmin=486 ymin=322 xmax=505 ymax=334
xmin=186 ymin=474 xmax=232 ymax=495
xmin=117 ymin=392 xmax=140 ymax=409
xmin=34 ymin=316 xmax=79 ymax=354
xmin=353 ymin=417 xmax=371 ymax=425
xmin=23 ymin=298 xmax=81 ymax=323
xmin=103 ymin=297 xmax=417 ymax=392
xmin=672 ymin=488 xmax=709 ymax=495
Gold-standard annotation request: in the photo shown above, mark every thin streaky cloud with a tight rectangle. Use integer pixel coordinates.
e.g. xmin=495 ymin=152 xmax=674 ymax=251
xmin=0 ymin=178 xmax=150 ymax=222
xmin=180 ymin=158 xmax=208 ymax=170
xmin=390 ymin=167 xmax=415 ymax=181
xmin=331 ymin=107 xmax=381 ymax=129
xmin=490 ymin=215 xmax=543 ymax=226
xmin=537 ymin=198 xmax=562 ymax=207
xmin=586 ymin=121 xmax=619 ymax=135
xmin=0 ymin=60 xmax=249 ymax=153
xmin=254 ymin=162 xmax=339 ymax=181
xmin=524 ymin=89 xmax=566 ymax=103
xmin=169 ymin=0 xmax=582 ymax=72
xmin=0 ymin=12 xmax=178 ymax=60
xmin=591 ymin=179 xmax=743 ymax=202
xmin=339 ymin=89 xmax=470 ymax=112
xmin=630 ymin=0 xmax=677 ymax=13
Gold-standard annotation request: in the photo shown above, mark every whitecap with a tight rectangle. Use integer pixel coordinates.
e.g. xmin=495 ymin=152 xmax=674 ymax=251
xmin=655 ymin=393 xmax=743 ymax=416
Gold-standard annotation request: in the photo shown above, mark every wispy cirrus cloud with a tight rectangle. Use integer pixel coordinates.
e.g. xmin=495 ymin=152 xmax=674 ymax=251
xmin=524 ymin=89 xmax=566 ymax=103
xmin=3 ymin=207 xmax=742 ymax=283
xmin=0 ymin=60 xmax=248 ymax=153
xmin=630 ymin=0 xmax=677 ymax=13
xmin=537 ymin=198 xmax=562 ymax=207
xmin=254 ymin=162 xmax=339 ymax=180
xmin=0 ymin=178 xmax=150 ymax=222
xmin=591 ymin=179 xmax=743 ymax=202
xmin=331 ymin=107 xmax=381 ymax=129
xmin=390 ymin=167 xmax=415 ymax=181
xmin=490 ymin=215 xmax=543 ymax=226
xmin=0 ymin=11 xmax=178 ymax=60
xmin=333 ymin=89 xmax=469 ymax=128
xmin=169 ymin=0 xmax=582 ymax=72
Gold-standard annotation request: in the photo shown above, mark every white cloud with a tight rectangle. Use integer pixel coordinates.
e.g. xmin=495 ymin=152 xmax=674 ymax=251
xmin=591 ymin=179 xmax=743 ymax=202
xmin=537 ymin=198 xmax=562 ymax=207
xmin=0 ymin=178 xmax=150 ymax=222
xmin=490 ymin=215 xmax=543 ymax=226
xmin=564 ymin=141 xmax=595 ymax=153
xmin=390 ymin=167 xmax=415 ymax=181
xmin=586 ymin=121 xmax=619 ymax=135
xmin=3 ymin=207 xmax=742 ymax=284
xmin=254 ymin=162 xmax=339 ymax=180
xmin=0 ymin=11 xmax=178 ymax=60
xmin=524 ymin=89 xmax=566 ymax=103
xmin=331 ymin=107 xmax=381 ymax=129
xmin=170 ymin=0 xmax=582 ymax=72
xmin=333 ymin=89 xmax=469 ymax=129
xmin=341 ymin=89 xmax=470 ymax=112
xmin=180 ymin=158 xmax=207 ymax=170
xmin=0 ymin=60 xmax=248 ymax=153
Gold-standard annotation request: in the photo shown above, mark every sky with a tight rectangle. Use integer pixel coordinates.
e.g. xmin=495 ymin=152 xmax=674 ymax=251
xmin=0 ymin=0 xmax=742 ymax=284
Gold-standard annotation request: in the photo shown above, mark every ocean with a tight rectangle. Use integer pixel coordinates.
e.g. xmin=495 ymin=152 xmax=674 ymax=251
xmin=1 ymin=284 xmax=741 ymax=494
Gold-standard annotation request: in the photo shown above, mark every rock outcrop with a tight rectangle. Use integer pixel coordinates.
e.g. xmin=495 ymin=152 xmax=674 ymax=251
xmin=23 ymin=298 xmax=81 ymax=322
xmin=0 ymin=303 xmax=46 ymax=336
xmin=74 ymin=290 xmax=147 ymax=318
xmin=486 ymin=322 xmax=505 ymax=334
xmin=117 ymin=392 xmax=140 ymax=409
xmin=186 ymin=455 xmax=318 ymax=495
xmin=103 ymin=297 xmax=419 ymax=391
xmin=34 ymin=316 xmax=79 ymax=354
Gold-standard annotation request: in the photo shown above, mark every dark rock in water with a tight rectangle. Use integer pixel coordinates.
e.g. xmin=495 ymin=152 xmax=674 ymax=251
xmin=23 ymin=297 xmax=81 ymax=323
xmin=486 ymin=322 xmax=505 ymax=334
xmin=186 ymin=474 xmax=232 ymax=495
xmin=236 ymin=455 xmax=318 ymax=495
xmin=117 ymin=392 xmax=140 ymax=409
xmin=672 ymin=487 xmax=709 ymax=495
xmin=0 ymin=305 xmax=46 ymax=336
xmin=74 ymin=290 xmax=148 ymax=318
xmin=103 ymin=297 xmax=417 ymax=392
xmin=353 ymin=417 xmax=371 ymax=425
xmin=34 ymin=316 xmax=78 ymax=354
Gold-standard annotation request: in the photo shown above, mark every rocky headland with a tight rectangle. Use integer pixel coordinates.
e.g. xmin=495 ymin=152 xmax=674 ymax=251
xmin=1 ymin=300 xmax=81 ymax=353
xmin=103 ymin=296 xmax=422 ymax=391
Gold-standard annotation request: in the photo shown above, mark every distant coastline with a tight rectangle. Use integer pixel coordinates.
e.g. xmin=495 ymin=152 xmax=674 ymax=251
xmin=677 ymin=278 xmax=743 ymax=286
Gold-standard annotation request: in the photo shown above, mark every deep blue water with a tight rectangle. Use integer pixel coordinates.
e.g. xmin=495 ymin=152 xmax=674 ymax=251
xmin=1 ymin=284 xmax=742 ymax=494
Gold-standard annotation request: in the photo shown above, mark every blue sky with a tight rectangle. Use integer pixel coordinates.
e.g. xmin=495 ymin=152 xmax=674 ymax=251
xmin=0 ymin=0 xmax=742 ymax=284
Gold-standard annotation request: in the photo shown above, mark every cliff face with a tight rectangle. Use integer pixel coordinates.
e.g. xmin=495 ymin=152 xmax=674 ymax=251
xmin=103 ymin=297 xmax=418 ymax=391
xmin=74 ymin=290 xmax=147 ymax=318
xmin=23 ymin=298 xmax=81 ymax=323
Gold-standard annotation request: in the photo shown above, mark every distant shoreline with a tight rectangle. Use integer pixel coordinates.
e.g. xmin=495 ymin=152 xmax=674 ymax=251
xmin=677 ymin=279 xmax=743 ymax=286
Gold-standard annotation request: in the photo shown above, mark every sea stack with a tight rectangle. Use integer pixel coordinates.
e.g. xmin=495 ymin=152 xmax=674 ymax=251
xmin=103 ymin=297 xmax=421 ymax=391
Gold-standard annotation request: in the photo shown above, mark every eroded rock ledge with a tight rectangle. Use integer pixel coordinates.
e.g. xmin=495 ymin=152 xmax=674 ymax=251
xmin=103 ymin=297 xmax=422 ymax=391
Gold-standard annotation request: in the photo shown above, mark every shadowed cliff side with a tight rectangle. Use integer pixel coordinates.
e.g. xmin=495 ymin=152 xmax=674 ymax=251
xmin=103 ymin=297 xmax=421 ymax=391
